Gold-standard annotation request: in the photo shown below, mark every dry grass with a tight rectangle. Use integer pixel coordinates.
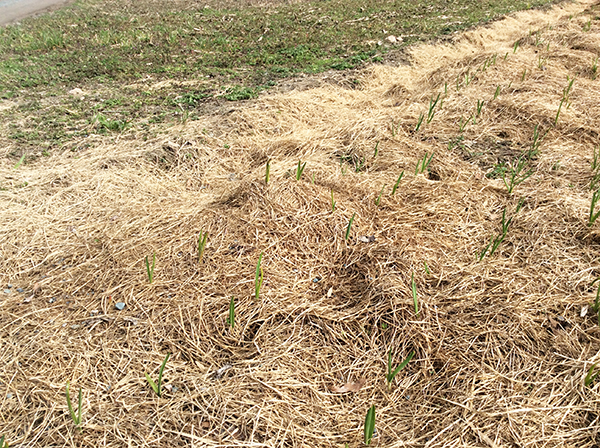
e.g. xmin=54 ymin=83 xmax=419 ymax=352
xmin=2 ymin=0 xmax=600 ymax=446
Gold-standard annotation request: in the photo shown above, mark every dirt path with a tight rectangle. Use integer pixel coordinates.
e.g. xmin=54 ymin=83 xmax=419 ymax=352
xmin=0 ymin=0 xmax=73 ymax=26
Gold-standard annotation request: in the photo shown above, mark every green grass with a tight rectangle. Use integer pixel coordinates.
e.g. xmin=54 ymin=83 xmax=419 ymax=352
xmin=65 ymin=382 xmax=83 ymax=432
xmin=145 ymin=353 xmax=170 ymax=397
xmin=0 ymin=0 xmax=561 ymax=153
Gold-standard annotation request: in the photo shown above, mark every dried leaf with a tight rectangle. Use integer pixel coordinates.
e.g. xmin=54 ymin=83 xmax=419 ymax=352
xmin=327 ymin=287 xmax=333 ymax=298
xmin=330 ymin=378 xmax=365 ymax=393
xmin=358 ymin=235 xmax=375 ymax=243
xmin=581 ymin=305 xmax=589 ymax=317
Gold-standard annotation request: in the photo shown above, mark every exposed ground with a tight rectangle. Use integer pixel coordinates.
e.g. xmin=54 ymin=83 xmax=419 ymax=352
xmin=2 ymin=0 xmax=600 ymax=447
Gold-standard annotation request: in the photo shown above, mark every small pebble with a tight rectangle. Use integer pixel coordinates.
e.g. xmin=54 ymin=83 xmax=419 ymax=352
xmin=49 ymin=298 xmax=55 ymax=303
xmin=312 ymin=277 xmax=321 ymax=283
xmin=16 ymin=288 xmax=24 ymax=293
xmin=115 ymin=302 xmax=126 ymax=311
xmin=3 ymin=289 xmax=10 ymax=294
xmin=6 ymin=393 xmax=13 ymax=399
xmin=7 ymin=284 xmax=12 ymax=288
xmin=70 ymin=324 xmax=80 ymax=330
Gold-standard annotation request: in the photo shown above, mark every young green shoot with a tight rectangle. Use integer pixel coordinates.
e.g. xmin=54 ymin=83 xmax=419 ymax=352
xmin=65 ymin=381 xmax=83 ymax=432
xmin=521 ymin=68 xmax=527 ymax=81
xmin=145 ymin=352 xmax=170 ymax=397
xmin=583 ymin=19 xmax=592 ymax=32
xmin=592 ymin=56 xmax=598 ymax=80
xmin=255 ymin=252 xmax=264 ymax=300
xmin=476 ymin=100 xmax=484 ymax=118
xmin=411 ymin=273 xmax=419 ymax=316
xmin=375 ymin=185 xmax=386 ymax=206
xmin=415 ymin=152 xmax=434 ymax=175
xmin=265 ymin=158 xmax=271 ymax=184
xmin=295 ymin=160 xmax=307 ymax=180
xmin=502 ymin=155 xmax=533 ymax=194
xmin=513 ymin=40 xmax=520 ymax=53
xmin=528 ymin=124 xmax=547 ymax=160
xmin=478 ymin=202 xmax=523 ymax=260
xmin=493 ymin=85 xmax=501 ymax=100
xmin=386 ymin=350 xmax=415 ymax=390
xmin=364 ymin=405 xmax=376 ymax=445
xmin=589 ymin=190 xmax=600 ymax=226
xmin=414 ymin=112 xmax=425 ymax=133
xmin=424 ymin=261 xmax=431 ymax=275
xmin=145 ymin=252 xmax=156 ymax=284
xmin=590 ymin=278 xmax=600 ymax=326
xmin=391 ymin=171 xmax=404 ymax=195
xmin=228 ymin=296 xmax=235 ymax=329
xmin=198 ymin=231 xmax=208 ymax=263
xmin=459 ymin=116 xmax=468 ymax=133
xmin=373 ymin=141 xmax=380 ymax=158
xmin=427 ymin=93 xmax=441 ymax=123
xmin=331 ymin=190 xmax=336 ymax=212
xmin=14 ymin=154 xmax=25 ymax=169
xmin=585 ymin=364 xmax=599 ymax=387
xmin=345 ymin=212 xmax=356 ymax=242
xmin=0 ymin=435 xmax=7 ymax=448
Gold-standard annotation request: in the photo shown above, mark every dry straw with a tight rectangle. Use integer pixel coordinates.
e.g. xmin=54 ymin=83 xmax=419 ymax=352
xmin=1 ymin=0 xmax=600 ymax=446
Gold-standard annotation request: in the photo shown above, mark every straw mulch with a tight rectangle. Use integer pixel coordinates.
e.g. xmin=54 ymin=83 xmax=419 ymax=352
xmin=2 ymin=0 xmax=600 ymax=446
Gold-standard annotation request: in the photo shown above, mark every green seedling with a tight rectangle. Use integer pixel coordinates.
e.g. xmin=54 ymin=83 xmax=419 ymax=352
xmin=227 ymin=296 xmax=235 ymax=329
xmin=14 ymin=154 xmax=25 ymax=169
xmin=424 ymin=261 xmax=431 ymax=274
xmin=65 ymin=381 xmax=83 ymax=432
xmin=0 ymin=435 xmax=7 ymax=448
xmin=265 ymin=158 xmax=271 ymax=184
xmin=255 ymin=252 xmax=264 ymax=300
xmin=364 ymin=405 xmax=376 ymax=445
xmin=563 ymin=77 xmax=575 ymax=100
xmin=464 ymin=70 xmax=471 ymax=87
xmin=295 ymin=160 xmax=307 ymax=180
xmin=444 ymin=82 xmax=448 ymax=94
xmin=493 ymin=85 xmax=501 ymax=100
xmin=414 ymin=113 xmax=425 ymax=132
xmin=345 ymin=213 xmax=356 ymax=241
xmin=492 ymin=53 xmax=497 ymax=65
xmin=583 ymin=19 xmax=591 ymax=32
xmin=458 ymin=116 xmax=468 ymax=133
xmin=386 ymin=350 xmax=415 ymax=390
xmin=373 ymin=141 xmax=380 ymax=158
xmin=521 ymin=68 xmax=527 ymax=81
xmin=427 ymin=93 xmax=441 ymax=123
xmin=527 ymin=124 xmax=547 ymax=160
xmin=502 ymin=155 xmax=533 ymax=194
xmin=198 ymin=230 xmax=208 ymax=263
xmin=475 ymin=99 xmax=484 ymax=120
xmin=589 ymin=190 xmax=600 ymax=226
xmin=415 ymin=152 xmax=434 ymax=175
xmin=513 ymin=40 xmax=520 ymax=53
xmin=375 ymin=185 xmax=386 ymax=206
xmin=355 ymin=157 xmax=366 ymax=173
xmin=391 ymin=119 xmax=401 ymax=137
xmin=411 ymin=273 xmax=419 ymax=316
xmin=592 ymin=56 xmax=598 ymax=80
xmin=590 ymin=278 xmax=600 ymax=326
xmin=145 ymin=252 xmax=156 ymax=283
xmin=311 ymin=173 xmax=315 ymax=185
xmin=477 ymin=202 xmax=523 ymax=260
xmin=504 ymin=51 xmax=509 ymax=60
xmin=585 ymin=363 xmax=599 ymax=387
xmin=145 ymin=352 xmax=170 ymax=397
xmin=331 ymin=190 xmax=336 ymax=212
xmin=391 ymin=171 xmax=405 ymax=195
xmin=591 ymin=146 xmax=600 ymax=190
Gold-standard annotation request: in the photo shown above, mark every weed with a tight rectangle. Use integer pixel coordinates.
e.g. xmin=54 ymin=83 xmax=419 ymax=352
xmin=444 ymin=82 xmax=448 ymax=94
xmin=375 ymin=185 xmax=386 ymax=206
xmin=475 ymin=99 xmax=484 ymax=122
xmin=411 ymin=273 xmax=419 ymax=316
xmin=555 ymin=98 xmax=564 ymax=126
xmin=592 ymin=57 xmax=598 ymax=80
xmin=493 ymin=85 xmax=501 ymax=100
xmin=65 ymin=382 xmax=83 ymax=432
xmin=504 ymin=51 xmax=509 ymax=60
xmin=331 ymin=190 xmax=336 ymax=212
xmin=145 ymin=353 xmax=170 ymax=397
xmin=589 ymin=190 xmax=600 ymax=226
xmin=427 ymin=93 xmax=441 ymax=123
xmin=364 ymin=405 xmax=376 ymax=445
xmin=295 ymin=160 xmax=307 ymax=180
xmin=386 ymin=350 xmax=415 ymax=390
xmin=414 ymin=113 xmax=425 ymax=133
xmin=94 ymin=114 xmax=129 ymax=133
xmin=198 ymin=231 xmax=208 ymax=263
xmin=345 ymin=213 xmax=356 ymax=241
xmin=391 ymin=172 xmax=404 ymax=195
xmin=415 ymin=152 xmax=434 ymax=175
xmin=255 ymin=252 xmax=264 ymax=300
xmin=145 ymin=252 xmax=156 ymax=283
xmin=224 ymin=85 xmax=259 ymax=101
xmin=502 ymin=155 xmax=533 ymax=194
xmin=585 ymin=364 xmax=599 ymax=387
xmin=265 ymin=159 xmax=271 ymax=184
xmin=227 ymin=296 xmax=235 ymax=329
xmin=583 ymin=19 xmax=592 ymax=32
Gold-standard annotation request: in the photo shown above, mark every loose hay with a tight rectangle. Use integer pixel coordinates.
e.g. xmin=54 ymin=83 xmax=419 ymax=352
xmin=2 ymin=1 xmax=600 ymax=446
